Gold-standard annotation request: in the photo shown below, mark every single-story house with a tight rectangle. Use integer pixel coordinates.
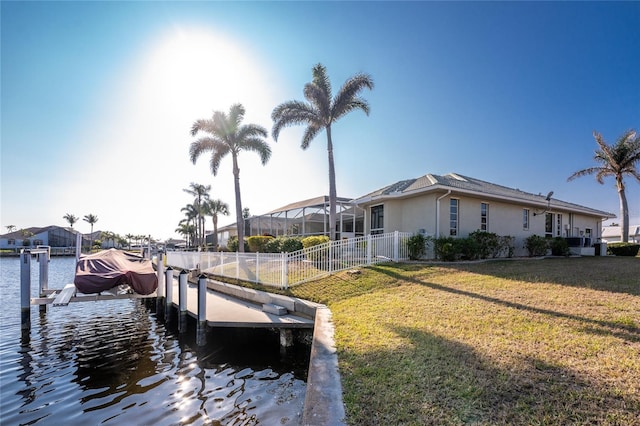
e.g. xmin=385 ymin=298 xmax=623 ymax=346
xmin=601 ymin=225 xmax=640 ymax=244
xmin=353 ymin=172 xmax=616 ymax=257
xmin=0 ymin=226 xmax=89 ymax=251
xmin=211 ymin=196 xmax=365 ymax=248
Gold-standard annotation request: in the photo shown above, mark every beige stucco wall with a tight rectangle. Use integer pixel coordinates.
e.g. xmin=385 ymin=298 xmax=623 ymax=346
xmin=361 ymin=192 xmax=605 ymax=257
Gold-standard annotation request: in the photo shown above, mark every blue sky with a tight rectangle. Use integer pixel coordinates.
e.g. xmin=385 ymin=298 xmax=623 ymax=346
xmin=2 ymin=1 xmax=639 ymax=240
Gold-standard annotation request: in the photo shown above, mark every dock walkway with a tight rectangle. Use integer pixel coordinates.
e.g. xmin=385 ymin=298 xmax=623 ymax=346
xmin=32 ymin=276 xmax=315 ymax=329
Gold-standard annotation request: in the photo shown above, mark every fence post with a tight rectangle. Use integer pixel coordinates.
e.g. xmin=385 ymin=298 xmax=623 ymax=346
xmin=329 ymin=243 xmax=333 ymax=273
xmin=236 ymin=251 xmax=240 ymax=279
xmin=367 ymin=234 xmax=372 ymax=265
xmin=178 ymin=269 xmax=188 ymax=333
xmin=393 ymin=231 xmax=399 ymax=262
xmin=255 ymin=252 xmax=260 ymax=284
xmin=20 ymin=250 xmax=31 ymax=330
xmin=197 ymin=274 xmax=207 ymax=346
xmin=282 ymin=252 xmax=288 ymax=290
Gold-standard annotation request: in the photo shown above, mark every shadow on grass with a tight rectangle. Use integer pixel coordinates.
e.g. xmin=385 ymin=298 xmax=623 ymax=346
xmin=420 ymin=256 xmax=640 ymax=296
xmin=371 ymin=264 xmax=640 ymax=344
xmin=341 ymin=325 xmax=640 ymax=425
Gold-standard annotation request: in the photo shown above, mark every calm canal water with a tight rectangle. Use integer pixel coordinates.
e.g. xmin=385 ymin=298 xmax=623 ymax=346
xmin=0 ymin=256 xmax=310 ymax=425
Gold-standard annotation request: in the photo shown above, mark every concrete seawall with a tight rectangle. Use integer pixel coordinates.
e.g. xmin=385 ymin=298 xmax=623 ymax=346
xmin=197 ymin=277 xmax=347 ymax=425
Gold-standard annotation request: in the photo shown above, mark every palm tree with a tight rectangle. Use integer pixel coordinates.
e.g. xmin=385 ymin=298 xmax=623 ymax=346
xmin=5 ymin=225 xmax=16 ymax=234
xmin=63 ymin=213 xmax=78 ymax=228
xmin=181 ymin=203 xmax=199 ymax=246
xmin=175 ymin=222 xmax=196 ymax=248
xmin=203 ymin=199 xmax=229 ymax=249
xmin=83 ymin=214 xmax=98 ymax=252
xmin=125 ymin=233 xmax=134 ymax=250
xmin=271 ymin=63 xmax=374 ymax=240
xmin=183 ymin=182 xmax=211 ymax=247
xmin=568 ymin=129 xmax=640 ymax=242
xmin=189 ymin=103 xmax=271 ymax=252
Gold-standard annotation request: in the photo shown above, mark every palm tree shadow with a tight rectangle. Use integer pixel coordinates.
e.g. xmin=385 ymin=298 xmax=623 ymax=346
xmin=350 ymin=325 xmax=639 ymax=424
xmin=371 ymin=264 xmax=640 ymax=343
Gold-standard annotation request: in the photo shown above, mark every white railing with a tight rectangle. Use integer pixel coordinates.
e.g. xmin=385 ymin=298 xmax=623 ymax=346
xmin=166 ymin=231 xmax=411 ymax=289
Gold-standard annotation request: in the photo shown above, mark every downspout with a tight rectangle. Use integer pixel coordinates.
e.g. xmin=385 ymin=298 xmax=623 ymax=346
xmin=435 ymin=190 xmax=452 ymax=238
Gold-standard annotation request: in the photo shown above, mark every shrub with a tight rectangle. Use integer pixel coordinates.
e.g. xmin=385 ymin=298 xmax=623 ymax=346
xmin=407 ymin=233 xmax=428 ymax=260
xmin=607 ymin=242 xmax=640 ymax=256
xmin=247 ymin=235 xmax=274 ymax=252
xmin=434 ymin=237 xmax=458 ymax=261
xmin=263 ymin=237 xmax=281 ymax=253
xmin=262 ymin=236 xmax=303 ymax=253
xmin=302 ymin=235 xmax=330 ymax=248
xmin=468 ymin=231 xmax=500 ymax=259
xmin=525 ymin=235 xmax=548 ymax=257
xmin=549 ymin=237 xmax=570 ymax=256
xmin=280 ymin=237 xmax=303 ymax=252
xmin=227 ymin=236 xmax=248 ymax=252
xmin=499 ymin=236 xmax=515 ymax=258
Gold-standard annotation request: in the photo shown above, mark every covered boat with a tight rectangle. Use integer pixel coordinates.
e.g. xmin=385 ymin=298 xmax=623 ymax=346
xmin=74 ymin=249 xmax=158 ymax=295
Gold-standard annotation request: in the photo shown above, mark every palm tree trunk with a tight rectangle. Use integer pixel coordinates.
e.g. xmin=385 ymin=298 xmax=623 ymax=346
xmin=232 ymin=154 xmax=245 ymax=252
xmin=212 ymin=216 xmax=219 ymax=249
xmin=326 ymin=125 xmax=337 ymax=241
xmin=617 ymin=177 xmax=630 ymax=242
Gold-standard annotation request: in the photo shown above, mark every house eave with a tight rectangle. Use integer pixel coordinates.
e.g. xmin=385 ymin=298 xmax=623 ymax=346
xmin=354 ymin=184 xmax=615 ymax=219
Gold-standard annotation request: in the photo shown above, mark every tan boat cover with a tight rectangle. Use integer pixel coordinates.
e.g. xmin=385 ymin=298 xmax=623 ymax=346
xmin=74 ymin=249 xmax=158 ymax=295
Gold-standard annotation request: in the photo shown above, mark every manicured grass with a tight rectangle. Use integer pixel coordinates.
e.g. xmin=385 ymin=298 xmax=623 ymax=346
xmin=289 ymin=257 xmax=640 ymax=425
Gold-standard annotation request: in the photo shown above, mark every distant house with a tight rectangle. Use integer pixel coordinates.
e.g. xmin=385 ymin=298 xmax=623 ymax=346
xmin=0 ymin=226 xmax=88 ymax=251
xmin=353 ymin=172 xmax=615 ymax=257
xmin=601 ymin=225 xmax=640 ymax=244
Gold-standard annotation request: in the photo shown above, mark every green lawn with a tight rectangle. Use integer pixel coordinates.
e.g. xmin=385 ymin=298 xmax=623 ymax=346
xmin=288 ymin=257 xmax=640 ymax=425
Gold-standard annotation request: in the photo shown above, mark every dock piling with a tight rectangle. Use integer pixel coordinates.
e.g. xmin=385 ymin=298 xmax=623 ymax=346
xmin=20 ymin=251 xmax=31 ymax=330
xmin=164 ymin=266 xmax=173 ymax=322
xmin=178 ymin=270 xmax=188 ymax=333
xmin=156 ymin=252 xmax=165 ymax=319
xmin=197 ymin=274 xmax=207 ymax=346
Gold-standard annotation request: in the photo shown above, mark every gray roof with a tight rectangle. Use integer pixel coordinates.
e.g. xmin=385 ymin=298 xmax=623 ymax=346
xmin=354 ymin=172 xmax=615 ymax=218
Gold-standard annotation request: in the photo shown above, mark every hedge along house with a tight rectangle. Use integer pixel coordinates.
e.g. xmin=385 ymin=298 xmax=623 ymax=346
xmin=353 ymin=172 xmax=616 ymax=257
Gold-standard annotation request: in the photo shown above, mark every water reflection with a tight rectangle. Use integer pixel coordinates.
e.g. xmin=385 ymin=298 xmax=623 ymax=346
xmin=2 ymin=257 xmax=309 ymax=425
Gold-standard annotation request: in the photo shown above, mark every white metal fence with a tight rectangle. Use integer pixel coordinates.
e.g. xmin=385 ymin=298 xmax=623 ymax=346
xmin=166 ymin=231 xmax=411 ymax=289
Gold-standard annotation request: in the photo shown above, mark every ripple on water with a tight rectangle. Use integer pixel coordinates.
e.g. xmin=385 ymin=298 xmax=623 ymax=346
xmin=1 ymin=257 xmax=309 ymax=425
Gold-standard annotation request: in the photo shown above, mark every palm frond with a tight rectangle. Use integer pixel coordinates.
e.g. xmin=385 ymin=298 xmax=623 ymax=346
xmin=271 ymin=101 xmax=318 ymax=140
xmin=311 ymin=63 xmax=332 ymax=101
xmin=189 ymin=137 xmax=217 ymax=164
xmin=301 ymin=125 xmax=322 ymax=150
xmin=303 ymin=83 xmax=331 ymax=119
xmin=210 ymin=148 xmax=228 ymax=176
xmin=333 ymin=73 xmax=374 ymax=116
xmin=567 ymin=166 xmax=606 ymax=182
xmin=242 ymin=138 xmax=272 ymax=165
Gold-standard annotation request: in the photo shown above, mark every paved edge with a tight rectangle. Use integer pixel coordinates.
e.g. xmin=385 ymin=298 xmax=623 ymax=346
xmin=302 ymin=306 xmax=347 ymax=426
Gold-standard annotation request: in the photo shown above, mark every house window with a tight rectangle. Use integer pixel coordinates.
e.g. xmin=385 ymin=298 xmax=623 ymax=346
xmin=480 ymin=203 xmax=489 ymax=231
xmin=8 ymin=239 xmax=15 ymax=245
xmin=523 ymin=209 xmax=529 ymax=230
xmin=449 ymin=199 xmax=459 ymax=236
xmin=556 ymin=214 xmax=563 ymax=237
xmin=371 ymin=205 xmax=384 ymax=235
xmin=545 ymin=213 xmax=553 ymax=238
